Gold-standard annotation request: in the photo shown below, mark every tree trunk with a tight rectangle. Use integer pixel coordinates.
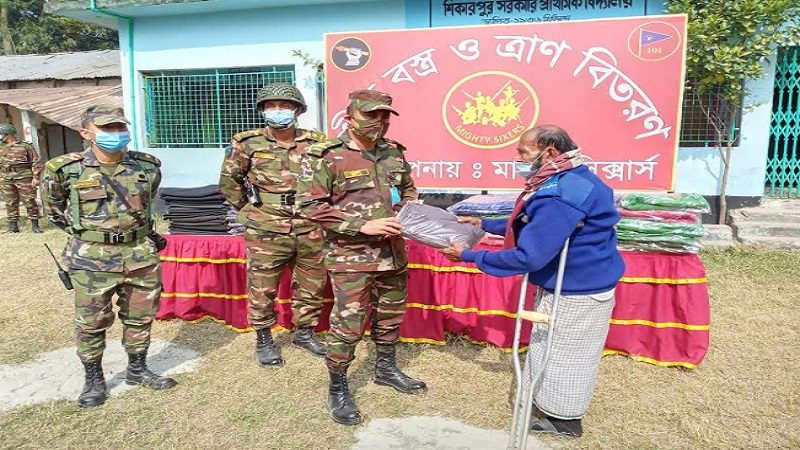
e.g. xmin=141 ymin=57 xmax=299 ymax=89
xmin=718 ymin=142 xmax=733 ymax=225
xmin=0 ymin=1 xmax=15 ymax=55
xmin=716 ymin=108 xmax=737 ymax=225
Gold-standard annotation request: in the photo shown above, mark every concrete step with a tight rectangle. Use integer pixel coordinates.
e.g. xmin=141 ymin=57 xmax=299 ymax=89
xmin=731 ymin=208 xmax=800 ymax=224
xmin=698 ymin=224 xmax=736 ymax=249
xmin=733 ymin=221 xmax=800 ymax=238
xmin=738 ymin=235 xmax=800 ymax=250
xmin=759 ymin=198 xmax=800 ymax=210
xmin=701 ymin=240 xmax=737 ymax=249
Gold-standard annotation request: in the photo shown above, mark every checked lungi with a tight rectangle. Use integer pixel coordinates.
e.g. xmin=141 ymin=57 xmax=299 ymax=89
xmin=523 ymin=288 xmax=616 ymax=419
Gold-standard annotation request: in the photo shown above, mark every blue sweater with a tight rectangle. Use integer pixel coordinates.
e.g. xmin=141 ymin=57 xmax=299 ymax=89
xmin=461 ymin=165 xmax=625 ymax=295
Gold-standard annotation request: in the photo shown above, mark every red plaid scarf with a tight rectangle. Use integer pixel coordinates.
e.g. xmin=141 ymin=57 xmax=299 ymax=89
xmin=503 ymin=148 xmax=584 ymax=249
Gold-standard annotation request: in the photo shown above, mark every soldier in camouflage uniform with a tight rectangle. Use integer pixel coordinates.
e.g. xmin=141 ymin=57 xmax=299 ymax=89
xmin=219 ymin=82 xmax=328 ymax=367
xmin=40 ymin=105 xmax=177 ymax=408
xmin=297 ymin=90 xmax=426 ymax=425
xmin=0 ymin=123 xmax=43 ymax=233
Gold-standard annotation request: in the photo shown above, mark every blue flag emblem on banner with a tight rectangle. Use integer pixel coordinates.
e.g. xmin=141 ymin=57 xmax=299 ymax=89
xmin=641 ymin=30 xmax=672 ymax=46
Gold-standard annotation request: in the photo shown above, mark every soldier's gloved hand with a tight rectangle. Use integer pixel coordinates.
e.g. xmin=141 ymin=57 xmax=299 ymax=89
xmin=359 ymin=217 xmax=403 ymax=236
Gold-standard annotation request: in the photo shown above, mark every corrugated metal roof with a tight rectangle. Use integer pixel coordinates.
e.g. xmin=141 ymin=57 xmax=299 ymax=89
xmin=0 ymin=85 xmax=123 ymax=130
xmin=0 ymin=50 xmax=120 ymax=82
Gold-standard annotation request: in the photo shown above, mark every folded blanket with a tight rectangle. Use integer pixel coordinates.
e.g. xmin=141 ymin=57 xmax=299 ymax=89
xmin=398 ymin=203 xmax=485 ymax=249
xmin=616 ymin=218 xmax=705 ymax=238
xmin=447 ymin=194 xmax=519 ymax=216
xmin=618 ymin=193 xmax=710 ymax=212
xmin=618 ymin=209 xmax=700 ymax=223
xmin=618 ymin=241 xmax=700 ymax=254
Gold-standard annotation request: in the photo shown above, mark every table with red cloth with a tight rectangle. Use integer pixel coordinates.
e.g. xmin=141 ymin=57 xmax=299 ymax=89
xmin=157 ymin=234 xmax=710 ymax=369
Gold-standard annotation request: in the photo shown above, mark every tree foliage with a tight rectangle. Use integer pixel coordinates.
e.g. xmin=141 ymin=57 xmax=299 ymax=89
xmin=1 ymin=0 xmax=117 ymax=55
xmin=665 ymin=0 xmax=799 ymax=222
xmin=666 ymin=0 xmax=800 ymax=106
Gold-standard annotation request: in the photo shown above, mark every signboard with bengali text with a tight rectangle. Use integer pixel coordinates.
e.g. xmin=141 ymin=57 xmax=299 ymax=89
xmin=325 ymin=15 xmax=687 ymax=191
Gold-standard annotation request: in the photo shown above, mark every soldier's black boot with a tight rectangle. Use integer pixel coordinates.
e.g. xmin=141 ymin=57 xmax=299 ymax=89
xmin=327 ymin=370 xmax=362 ymax=425
xmin=7 ymin=220 xmax=19 ymax=233
xmin=77 ymin=360 xmax=108 ymax=408
xmin=374 ymin=348 xmax=427 ymax=394
xmin=125 ymin=352 xmax=178 ymax=390
xmin=292 ymin=327 xmax=327 ymax=357
xmin=255 ymin=327 xmax=284 ymax=367
xmin=30 ymin=219 xmax=42 ymax=233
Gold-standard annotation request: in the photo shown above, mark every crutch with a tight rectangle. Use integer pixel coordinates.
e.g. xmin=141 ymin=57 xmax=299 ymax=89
xmin=507 ymin=238 xmax=570 ymax=450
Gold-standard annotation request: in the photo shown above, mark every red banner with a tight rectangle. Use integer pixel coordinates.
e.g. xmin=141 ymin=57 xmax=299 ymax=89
xmin=325 ymin=15 xmax=687 ymax=191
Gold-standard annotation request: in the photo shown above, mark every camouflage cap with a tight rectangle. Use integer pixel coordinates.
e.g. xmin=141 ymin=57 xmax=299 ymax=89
xmin=348 ymin=90 xmax=399 ymax=116
xmin=80 ymin=105 xmax=130 ymax=126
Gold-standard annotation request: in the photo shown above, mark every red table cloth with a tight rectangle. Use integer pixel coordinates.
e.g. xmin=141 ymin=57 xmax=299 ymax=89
xmin=157 ymin=234 xmax=710 ymax=368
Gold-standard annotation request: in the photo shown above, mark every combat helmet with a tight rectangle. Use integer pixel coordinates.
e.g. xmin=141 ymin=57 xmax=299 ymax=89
xmin=255 ymin=82 xmax=307 ymax=113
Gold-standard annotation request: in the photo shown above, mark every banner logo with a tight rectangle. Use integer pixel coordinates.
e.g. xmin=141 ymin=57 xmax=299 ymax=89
xmin=331 ymin=37 xmax=371 ymax=72
xmin=628 ymin=21 xmax=681 ymax=62
xmin=443 ymin=71 xmax=539 ymax=150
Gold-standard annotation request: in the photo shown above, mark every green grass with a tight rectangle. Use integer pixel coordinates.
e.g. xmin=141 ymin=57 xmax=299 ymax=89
xmin=1 ymin=216 xmax=799 ymax=449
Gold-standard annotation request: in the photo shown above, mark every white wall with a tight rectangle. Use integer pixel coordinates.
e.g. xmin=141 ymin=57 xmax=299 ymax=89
xmin=119 ymin=1 xmax=405 ymax=188
xmin=674 ymin=56 xmax=776 ymax=197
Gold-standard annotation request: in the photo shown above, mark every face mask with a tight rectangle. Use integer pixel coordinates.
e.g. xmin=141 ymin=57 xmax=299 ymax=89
xmin=93 ymin=131 xmax=131 ymax=153
xmin=351 ymin=116 xmax=386 ymax=142
xmin=514 ymin=150 xmax=547 ymax=180
xmin=263 ymin=109 xmax=296 ymax=129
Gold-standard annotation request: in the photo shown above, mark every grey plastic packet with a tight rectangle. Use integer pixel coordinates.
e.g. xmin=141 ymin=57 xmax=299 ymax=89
xmin=397 ymin=202 xmax=485 ymax=249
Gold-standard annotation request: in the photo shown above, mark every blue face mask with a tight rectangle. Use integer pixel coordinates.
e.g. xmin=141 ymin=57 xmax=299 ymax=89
xmin=514 ymin=151 xmax=546 ymax=180
xmin=263 ymin=109 xmax=296 ymax=129
xmin=94 ymin=131 xmax=131 ymax=153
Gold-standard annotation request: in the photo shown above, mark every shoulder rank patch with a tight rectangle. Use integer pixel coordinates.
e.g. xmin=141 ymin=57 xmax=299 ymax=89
xmin=233 ymin=129 xmax=262 ymax=143
xmin=343 ymin=169 xmax=370 ymax=179
xmin=301 ymin=129 xmax=327 ymax=143
xmin=45 ymin=152 xmax=84 ymax=172
xmin=129 ymin=151 xmax=161 ymax=167
xmin=383 ymin=138 xmax=406 ymax=152
xmin=307 ymin=139 xmax=343 ymax=158
xmin=73 ymin=179 xmax=102 ymax=189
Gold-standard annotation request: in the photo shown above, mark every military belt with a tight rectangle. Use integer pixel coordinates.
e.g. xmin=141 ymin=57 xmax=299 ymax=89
xmin=259 ymin=192 xmax=296 ymax=206
xmin=74 ymin=224 xmax=152 ymax=244
xmin=0 ymin=163 xmax=32 ymax=172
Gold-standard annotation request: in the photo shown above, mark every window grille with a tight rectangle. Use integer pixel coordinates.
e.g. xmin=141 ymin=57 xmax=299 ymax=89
xmin=142 ymin=66 xmax=295 ymax=148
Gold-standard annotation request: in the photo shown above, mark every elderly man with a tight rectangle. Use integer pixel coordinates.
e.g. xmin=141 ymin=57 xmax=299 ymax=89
xmin=442 ymin=125 xmax=624 ymax=438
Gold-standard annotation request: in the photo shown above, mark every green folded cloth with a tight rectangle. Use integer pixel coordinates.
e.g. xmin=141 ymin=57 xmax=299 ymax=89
xmin=617 ymin=241 xmax=700 ymax=254
xmin=619 ymin=193 xmax=710 ymax=212
xmin=616 ymin=218 xmax=705 ymax=238
xmin=616 ymin=229 xmax=701 ymax=245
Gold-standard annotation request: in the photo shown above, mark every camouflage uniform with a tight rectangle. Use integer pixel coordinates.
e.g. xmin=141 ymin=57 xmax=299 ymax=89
xmin=41 ymin=146 xmax=162 ymax=362
xmin=297 ymin=125 xmax=417 ymax=372
xmin=0 ymin=140 xmax=42 ymax=221
xmin=219 ymin=127 xmax=328 ymax=331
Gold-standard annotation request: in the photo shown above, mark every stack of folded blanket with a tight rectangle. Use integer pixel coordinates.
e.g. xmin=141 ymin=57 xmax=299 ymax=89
xmin=615 ymin=193 xmax=710 ymax=254
xmin=160 ymin=185 xmax=242 ymax=235
xmin=446 ymin=193 xmax=518 ymax=220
